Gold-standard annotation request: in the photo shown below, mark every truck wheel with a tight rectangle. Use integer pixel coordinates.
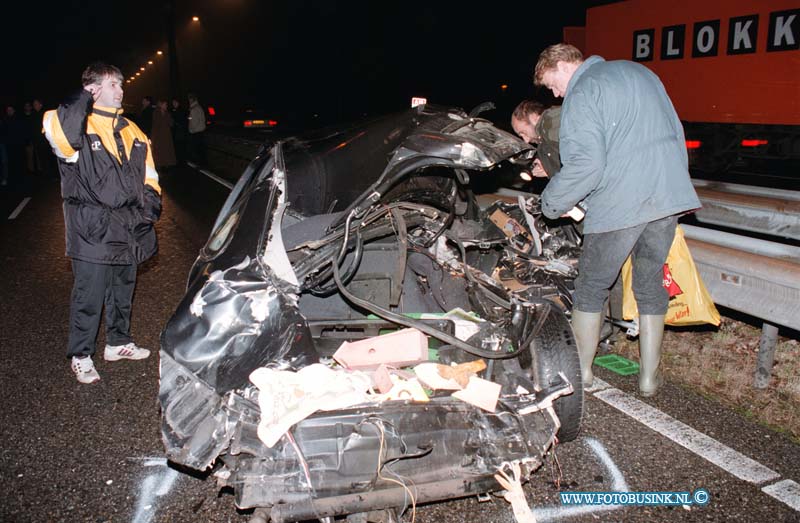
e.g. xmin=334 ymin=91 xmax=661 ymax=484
xmin=530 ymin=306 xmax=584 ymax=442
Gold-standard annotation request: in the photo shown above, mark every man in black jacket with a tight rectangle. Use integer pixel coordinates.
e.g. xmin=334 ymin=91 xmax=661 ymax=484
xmin=138 ymin=96 xmax=154 ymax=136
xmin=43 ymin=62 xmax=162 ymax=384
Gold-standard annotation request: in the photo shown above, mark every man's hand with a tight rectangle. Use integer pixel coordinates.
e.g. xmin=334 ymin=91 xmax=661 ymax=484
xmin=531 ymin=158 xmax=548 ymax=178
xmin=564 ymin=205 xmax=586 ymax=221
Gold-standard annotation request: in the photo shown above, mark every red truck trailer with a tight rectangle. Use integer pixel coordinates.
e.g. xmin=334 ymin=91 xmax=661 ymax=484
xmin=568 ymin=0 xmax=799 ymax=178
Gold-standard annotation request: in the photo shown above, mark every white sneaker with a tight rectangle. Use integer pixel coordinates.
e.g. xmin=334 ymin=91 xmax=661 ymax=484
xmin=104 ymin=342 xmax=151 ymax=361
xmin=71 ymin=356 xmax=100 ymax=384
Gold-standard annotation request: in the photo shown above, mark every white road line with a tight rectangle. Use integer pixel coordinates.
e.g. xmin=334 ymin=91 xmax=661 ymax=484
xmin=532 ymin=437 xmax=629 ymax=522
xmin=584 ymin=377 xmax=611 ymax=393
xmin=762 ymin=480 xmax=800 ymax=512
xmin=131 ymin=458 xmax=181 ymax=523
xmin=593 ymin=387 xmax=780 ymax=485
xmin=186 ymin=161 xmax=234 ymax=189
xmin=8 ymin=197 xmax=31 ymax=220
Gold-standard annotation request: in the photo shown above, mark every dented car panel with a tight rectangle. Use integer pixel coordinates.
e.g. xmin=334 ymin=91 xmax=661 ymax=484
xmin=160 ymin=105 xmax=584 ymax=518
xmin=223 ymin=387 xmax=566 ymax=512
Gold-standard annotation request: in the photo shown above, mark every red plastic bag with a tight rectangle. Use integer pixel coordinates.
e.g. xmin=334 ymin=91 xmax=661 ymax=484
xmin=662 ymin=264 xmax=683 ymax=298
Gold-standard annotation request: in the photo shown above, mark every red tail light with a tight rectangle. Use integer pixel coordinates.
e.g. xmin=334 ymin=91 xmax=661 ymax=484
xmin=268 ymin=120 xmax=278 ymax=126
xmin=207 ymin=106 xmax=216 ymax=116
xmin=741 ymin=139 xmax=768 ymax=147
xmin=244 ymin=120 xmax=252 ymax=127
xmin=685 ymin=140 xmax=702 ymax=149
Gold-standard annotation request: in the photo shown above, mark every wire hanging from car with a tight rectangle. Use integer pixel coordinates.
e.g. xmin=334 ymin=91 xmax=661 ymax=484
xmin=331 ymin=211 xmax=525 ymax=359
xmin=371 ymin=418 xmax=417 ymax=522
xmin=308 ymin=227 xmax=364 ymax=296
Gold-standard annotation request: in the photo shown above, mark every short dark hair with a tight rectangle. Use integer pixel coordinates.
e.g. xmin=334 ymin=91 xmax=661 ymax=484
xmin=81 ymin=62 xmax=123 ymax=86
xmin=512 ymin=100 xmax=546 ymax=122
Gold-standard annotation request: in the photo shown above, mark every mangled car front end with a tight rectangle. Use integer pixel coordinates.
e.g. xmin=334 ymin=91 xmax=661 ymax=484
xmin=159 ymin=105 xmax=584 ymax=521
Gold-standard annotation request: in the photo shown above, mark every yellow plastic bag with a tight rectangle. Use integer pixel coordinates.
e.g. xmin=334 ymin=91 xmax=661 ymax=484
xmin=621 ymin=226 xmax=720 ymax=326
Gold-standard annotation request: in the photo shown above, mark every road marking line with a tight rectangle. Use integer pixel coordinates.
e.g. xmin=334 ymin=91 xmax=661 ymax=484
xmin=132 ymin=457 xmax=181 ymax=523
xmin=186 ymin=161 xmax=234 ymax=189
xmin=585 ymin=377 xmax=611 ymax=393
xmin=762 ymin=480 xmax=800 ymax=512
xmin=8 ymin=197 xmax=31 ymax=220
xmin=532 ymin=437 xmax=628 ymax=522
xmin=593 ymin=387 xmax=780 ymax=485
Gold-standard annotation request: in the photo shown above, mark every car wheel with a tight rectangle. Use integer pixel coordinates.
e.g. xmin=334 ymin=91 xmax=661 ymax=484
xmin=529 ymin=306 xmax=584 ymax=442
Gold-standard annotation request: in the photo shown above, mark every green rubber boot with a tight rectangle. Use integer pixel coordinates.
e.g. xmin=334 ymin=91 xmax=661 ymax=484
xmin=639 ymin=314 xmax=666 ymax=397
xmin=571 ymin=310 xmax=603 ymax=387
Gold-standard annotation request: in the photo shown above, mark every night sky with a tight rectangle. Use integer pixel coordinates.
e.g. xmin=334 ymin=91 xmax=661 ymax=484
xmin=4 ymin=1 xmax=610 ymax=128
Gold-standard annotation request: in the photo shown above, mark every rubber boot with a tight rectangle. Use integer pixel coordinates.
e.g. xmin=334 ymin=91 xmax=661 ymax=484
xmin=638 ymin=314 xmax=666 ymax=397
xmin=571 ymin=310 xmax=603 ymax=388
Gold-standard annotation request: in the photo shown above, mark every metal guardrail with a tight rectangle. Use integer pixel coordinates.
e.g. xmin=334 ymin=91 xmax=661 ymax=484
xmin=681 ymin=218 xmax=800 ymax=389
xmin=683 ymin=223 xmax=800 ymax=389
xmin=681 ymin=223 xmax=800 ymax=263
xmin=691 ymin=179 xmax=800 ymax=240
xmin=683 ymin=226 xmax=800 ymax=332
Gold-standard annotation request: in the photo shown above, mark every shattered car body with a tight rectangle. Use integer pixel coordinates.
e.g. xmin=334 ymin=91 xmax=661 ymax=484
xmin=159 ymin=105 xmax=585 ymax=521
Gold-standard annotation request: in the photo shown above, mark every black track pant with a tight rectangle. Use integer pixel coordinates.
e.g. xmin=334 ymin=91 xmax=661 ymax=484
xmin=67 ymin=259 xmax=137 ymax=358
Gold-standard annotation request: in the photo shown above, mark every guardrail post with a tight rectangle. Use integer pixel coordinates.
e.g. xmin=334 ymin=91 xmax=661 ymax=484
xmin=753 ymin=322 xmax=779 ymax=389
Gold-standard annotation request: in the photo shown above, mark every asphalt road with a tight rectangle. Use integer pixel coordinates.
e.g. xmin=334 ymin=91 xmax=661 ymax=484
xmin=1 ymin=168 xmax=799 ymax=523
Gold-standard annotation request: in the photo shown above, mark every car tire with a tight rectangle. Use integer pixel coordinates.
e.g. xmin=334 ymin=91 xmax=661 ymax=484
xmin=529 ymin=306 xmax=584 ymax=442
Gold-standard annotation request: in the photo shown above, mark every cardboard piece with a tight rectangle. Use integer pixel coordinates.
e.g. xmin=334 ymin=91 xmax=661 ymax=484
xmin=372 ymin=364 xmax=395 ymax=393
xmin=438 ymin=359 xmax=486 ymax=388
xmin=333 ymin=328 xmax=428 ymax=370
xmin=415 ymin=359 xmax=487 ymax=390
xmin=452 ymin=376 xmax=502 ymax=412
xmin=414 ymin=363 xmax=462 ymax=390
xmin=384 ymin=376 xmax=430 ymax=402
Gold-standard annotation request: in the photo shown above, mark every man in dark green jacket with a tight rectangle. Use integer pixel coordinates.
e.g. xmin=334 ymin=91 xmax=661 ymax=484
xmin=534 ymin=44 xmax=700 ymax=397
xmin=511 ymin=99 xmax=561 ymax=178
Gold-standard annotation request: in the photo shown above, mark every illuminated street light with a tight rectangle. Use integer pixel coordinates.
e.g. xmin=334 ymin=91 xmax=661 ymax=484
xmin=501 ymin=84 xmax=508 ymax=91
xmin=156 ymin=50 xmax=163 ymax=55
xmin=148 ymin=60 xmax=153 ymax=65
xmin=192 ymin=16 xmax=199 ymax=22
xmin=140 ymin=67 xmax=145 ymax=71
xmin=136 ymin=72 xmax=141 ymax=76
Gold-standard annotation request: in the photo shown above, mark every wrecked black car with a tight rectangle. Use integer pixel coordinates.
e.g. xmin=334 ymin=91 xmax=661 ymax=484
xmin=159 ymin=105 xmax=585 ymax=522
